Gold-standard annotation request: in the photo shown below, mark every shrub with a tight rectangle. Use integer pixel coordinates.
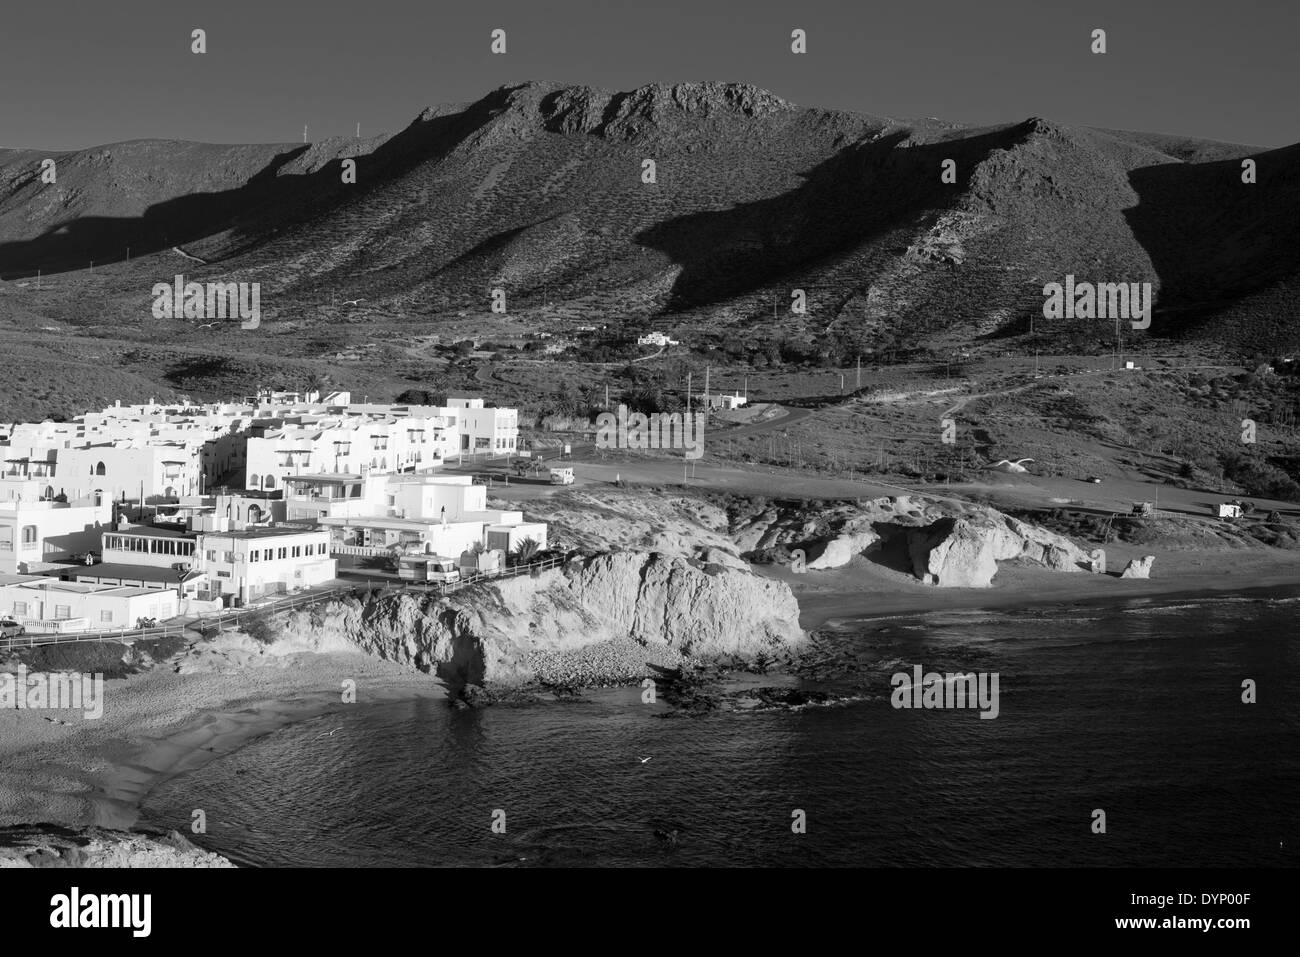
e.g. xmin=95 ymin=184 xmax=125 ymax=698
xmin=239 ymin=609 xmax=281 ymax=646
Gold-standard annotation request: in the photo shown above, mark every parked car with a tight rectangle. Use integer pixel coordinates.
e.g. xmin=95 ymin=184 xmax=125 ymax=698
xmin=0 ymin=618 xmax=26 ymax=638
xmin=1085 ymin=476 xmax=1103 ymax=484
xmin=135 ymin=616 xmax=158 ymax=629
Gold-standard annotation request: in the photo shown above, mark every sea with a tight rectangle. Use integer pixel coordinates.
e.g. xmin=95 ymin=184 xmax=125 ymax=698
xmin=138 ymin=590 xmax=1300 ymax=867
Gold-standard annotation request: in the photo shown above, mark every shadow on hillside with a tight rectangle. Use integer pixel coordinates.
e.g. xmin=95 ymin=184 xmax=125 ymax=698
xmin=1122 ymin=142 xmax=1300 ymax=343
xmin=0 ymin=87 xmax=528 ymax=280
xmin=633 ymin=123 xmax=1034 ymax=312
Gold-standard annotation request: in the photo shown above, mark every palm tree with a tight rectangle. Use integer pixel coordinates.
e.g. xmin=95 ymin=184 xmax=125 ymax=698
xmin=511 ymin=536 xmax=541 ymax=567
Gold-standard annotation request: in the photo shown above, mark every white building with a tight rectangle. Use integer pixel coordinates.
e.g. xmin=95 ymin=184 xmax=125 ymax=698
xmin=697 ymin=392 xmax=748 ymax=411
xmin=637 ymin=332 xmax=680 ymax=347
xmin=245 ymin=414 xmax=454 ymax=492
xmin=445 ymin=397 xmax=518 ymax=457
xmin=0 ymin=574 xmax=179 ymax=634
xmin=0 ymin=497 xmax=112 ymax=574
xmin=193 ymin=526 xmax=335 ymax=605
xmin=286 ymin=472 xmax=546 ymax=561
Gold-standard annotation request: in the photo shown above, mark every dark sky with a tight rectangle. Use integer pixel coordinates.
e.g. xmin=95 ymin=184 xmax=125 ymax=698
xmin=2 ymin=0 xmax=1295 ymax=150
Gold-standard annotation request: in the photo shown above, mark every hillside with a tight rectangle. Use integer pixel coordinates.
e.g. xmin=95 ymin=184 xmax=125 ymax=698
xmin=0 ymin=80 xmax=1297 ymax=429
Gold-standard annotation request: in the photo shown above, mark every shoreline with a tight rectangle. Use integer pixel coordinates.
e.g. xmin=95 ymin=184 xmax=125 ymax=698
xmin=0 ymin=643 xmax=445 ymax=842
xmin=2 ymin=546 xmax=1298 ymax=860
xmin=776 ymin=548 xmax=1300 ymax=630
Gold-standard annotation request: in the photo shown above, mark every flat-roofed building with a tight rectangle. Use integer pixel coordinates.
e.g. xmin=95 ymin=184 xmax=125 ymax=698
xmin=0 ymin=575 xmax=181 ymax=633
xmin=193 ymin=526 xmax=336 ymax=605
xmin=0 ymin=497 xmax=112 ymax=574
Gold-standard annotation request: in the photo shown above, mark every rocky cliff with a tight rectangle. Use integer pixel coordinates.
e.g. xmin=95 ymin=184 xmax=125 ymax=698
xmin=0 ymin=825 xmax=234 ymax=868
xmin=276 ymin=551 xmax=805 ymax=690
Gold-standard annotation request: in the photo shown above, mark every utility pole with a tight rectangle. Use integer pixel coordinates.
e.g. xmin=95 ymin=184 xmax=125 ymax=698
xmin=856 ymin=355 xmax=861 ymax=390
xmin=303 ymin=124 xmax=308 ymax=143
xmin=356 ymin=122 xmax=361 ymax=138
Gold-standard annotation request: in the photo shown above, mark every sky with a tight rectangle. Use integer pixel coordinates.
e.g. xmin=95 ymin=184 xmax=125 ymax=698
xmin=1 ymin=0 xmax=1296 ymax=150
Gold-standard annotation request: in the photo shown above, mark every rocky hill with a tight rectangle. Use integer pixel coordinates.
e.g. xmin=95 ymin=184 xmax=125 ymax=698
xmin=3 ymin=80 xmax=1297 ymax=358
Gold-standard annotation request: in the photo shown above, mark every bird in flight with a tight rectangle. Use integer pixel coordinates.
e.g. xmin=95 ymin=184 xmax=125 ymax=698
xmin=991 ymin=458 xmax=1034 ymax=473
xmin=342 ymin=299 xmax=366 ymax=306
xmin=195 ymin=322 xmax=218 ymax=329
xmin=318 ymin=727 xmax=343 ymax=737
xmin=638 ymin=756 xmax=652 ymax=764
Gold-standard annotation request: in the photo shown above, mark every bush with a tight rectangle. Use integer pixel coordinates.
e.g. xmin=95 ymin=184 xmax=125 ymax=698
xmin=239 ymin=609 xmax=281 ymax=645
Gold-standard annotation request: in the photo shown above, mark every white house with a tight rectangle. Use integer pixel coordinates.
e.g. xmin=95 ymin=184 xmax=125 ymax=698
xmin=444 ymin=398 xmax=518 ymax=457
xmin=192 ymin=526 xmax=336 ymax=605
xmin=0 ymin=497 xmax=112 ymax=574
xmin=296 ymin=473 xmax=547 ymax=560
xmin=0 ymin=575 xmax=179 ymax=634
xmin=636 ymin=332 xmax=680 ymax=347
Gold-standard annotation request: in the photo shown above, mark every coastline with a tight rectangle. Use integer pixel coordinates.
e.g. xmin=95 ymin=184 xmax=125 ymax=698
xmin=2 ymin=544 xmax=1297 ymax=861
xmin=778 ymin=548 xmax=1300 ymax=630
xmin=0 ymin=645 xmax=444 ymax=841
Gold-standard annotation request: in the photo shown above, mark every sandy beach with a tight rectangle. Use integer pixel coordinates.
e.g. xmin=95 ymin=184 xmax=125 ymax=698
xmin=758 ymin=546 xmax=1300 ymax=629
xmin=0 ymin=636 xmax=444 ymax=836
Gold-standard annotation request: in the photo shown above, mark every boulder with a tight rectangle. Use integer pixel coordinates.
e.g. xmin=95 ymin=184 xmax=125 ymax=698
xmin=1120 ymin=555 xmax=1155 ymax=579
xmin=908 ymin=518 xmax=999 ymax=588
xmin=805 ymin=529 xmax=881 ymax=570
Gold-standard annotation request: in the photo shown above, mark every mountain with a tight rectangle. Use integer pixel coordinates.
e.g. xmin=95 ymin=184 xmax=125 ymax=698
xmin=1 ymin=80 xmax=1297 ymax=361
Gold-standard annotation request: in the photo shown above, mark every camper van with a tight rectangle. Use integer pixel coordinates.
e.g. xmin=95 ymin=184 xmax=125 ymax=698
xmin=549 ymin=467 xmax=574 ymax=485
xmin=397 ymin=555 xmax=461 ymax=584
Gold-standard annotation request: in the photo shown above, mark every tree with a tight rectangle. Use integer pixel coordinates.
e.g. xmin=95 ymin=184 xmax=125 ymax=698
xmin=511 ymin=536 xmax=541 ymax=566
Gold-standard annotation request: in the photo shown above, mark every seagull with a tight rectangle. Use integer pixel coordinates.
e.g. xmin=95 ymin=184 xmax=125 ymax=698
xmin=318 ymin=727 xmax=343 ymax=737
xmin=638 ymin=756 xmax=652 ymax=764
xmin=195 ymin=322 xmax=218 ymax=329
xmin=992 ymin=458 xmax=1034 ymax=473
xmin=342 ymin=299 xmax=366 ymax=306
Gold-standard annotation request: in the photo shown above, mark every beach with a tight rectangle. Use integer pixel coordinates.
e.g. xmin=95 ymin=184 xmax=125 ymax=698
xmin=0 ymin=636 xmax=443 ymax=836
xmin=1 ymin=544 xmax=1297 ymax=852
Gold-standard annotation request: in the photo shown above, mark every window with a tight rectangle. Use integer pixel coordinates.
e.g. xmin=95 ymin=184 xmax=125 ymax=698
xmin=292 ymin=545 xmax=301 ymax=558
xmin=263 ymin=549 xmax=273 ymax=561
xmin=100 ymin=610 xmax=113 ymax=623
xmin=54 ymin=605 xmax=71 ymax=620
xmin=249 ymin=473 xmax=260 ymax=488
xmin=277 ymin=547 xmax=287 ymax=560
xmin=249 ymin=550 xmax=259 ymax=563
xmin=21 ymin=525 xmax=38 ymax=544
xmin=13 ymin=601 xmax=27 ymax=616
xmin=206 ymin=550 xmax=216 ymax=561
xmin=95 ymin=461 xmax=106 ymax=475
xmin=223 ymin=551 xmax=235 ymax=563
xmin=264 ymin=475 xmax=276 ymax=490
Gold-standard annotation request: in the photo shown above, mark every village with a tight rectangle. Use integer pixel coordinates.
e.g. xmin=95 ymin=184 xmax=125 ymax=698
xmin=0 ymin=388 xmax=550 ymax=638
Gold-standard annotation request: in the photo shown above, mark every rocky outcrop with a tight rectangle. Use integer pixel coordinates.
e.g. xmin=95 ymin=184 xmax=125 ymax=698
xmin=904 ymin=510 xmax=1093 ymax=587
xmin=0 ymin=826 xmax=234 ymax=868
xmin=1120 ymin=555 xmax=1156 ymax=579
xmin=907 ymin=518 xmax=999 ymax=587
xmin=805 ymin=526 xmax=881 ymax=570
xmin=280 ymin=552 xmax=804 ymax=690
